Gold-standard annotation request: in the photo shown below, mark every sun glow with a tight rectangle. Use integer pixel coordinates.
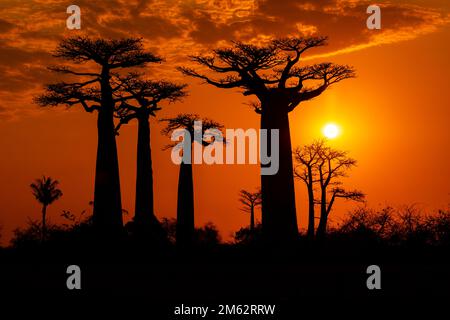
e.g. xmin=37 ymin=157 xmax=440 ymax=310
xmin=323 ymin=123 xmax=340 ymax=139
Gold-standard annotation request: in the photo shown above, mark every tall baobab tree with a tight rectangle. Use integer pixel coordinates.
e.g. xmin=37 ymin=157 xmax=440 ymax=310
xmin=114 ymin=74 xmax=187 ymax=235
xmin=161 ymin=114 xmax=223 ymax=248
xmin=295 ymin=141 xmax=364 ymax=239
xmin=239 ymin=189 xmax=262 ymax=232
xmin=30 ymin=176 xmax=63 ymax=241
xmin=35 ymin=37 xmax=161 ymax=236
xmin=179 ymin=36 xmax=355 ymax=244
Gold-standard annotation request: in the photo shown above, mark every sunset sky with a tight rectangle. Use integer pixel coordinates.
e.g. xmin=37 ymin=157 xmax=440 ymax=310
xmin=0 ymin=0 xmax=449 ymax=245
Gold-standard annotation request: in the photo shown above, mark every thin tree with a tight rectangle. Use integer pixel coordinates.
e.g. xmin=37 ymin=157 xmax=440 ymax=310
xmin=160 ymin=114 xmax=223 ymax=248
xmin=114 ymin=74 xmax=187 ymax=235
xmin=239 ymin=189 xmax=262 ymax=232
xmin=30 ymin=176 xmax=63 ymax=241
xmin=315 ymin=145 xmax=364 ymax=239
xmin=294 ymin=140 xmax=324 ymax=239
xmin=35 ymin=37 xmax=161 ymax=236
xmin=179 ymin=36 xmax=355 ymax=244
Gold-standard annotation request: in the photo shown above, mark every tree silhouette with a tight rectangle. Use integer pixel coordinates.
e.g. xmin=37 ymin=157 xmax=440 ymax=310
xmin=295 ymin=141 xmax=364 ymax=239
xmin=160 ymin=114 xmax=223 ymax=248
xmin=294 ymin=140 xmax=324 ymax=239
xmin=114 ymin=73 xmax=187 ymax=235
xmin=35 ymin=37 xmax=161 ymax=236
xmin=30 ymin=176 xmax=63 ymax=241
xmin=239 ymin=189 xmax=262 ymax=232
xmin=179 ymin=36 xmax=355 ymax=244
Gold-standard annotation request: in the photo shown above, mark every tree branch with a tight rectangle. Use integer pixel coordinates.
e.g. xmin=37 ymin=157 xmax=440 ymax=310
xmin=178 ymin=67 xmax=244 ymax=88
xmin=48 ymin=65 xmax=101 ymax=77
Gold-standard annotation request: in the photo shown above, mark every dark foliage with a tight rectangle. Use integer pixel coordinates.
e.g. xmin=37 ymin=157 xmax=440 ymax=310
xmin=330 ymin=206 xmax=450 ymax=247
xmin=193 ymin=222 xmax=221 ymax=248
xmin=234 ymin=223 xmax=264 ymax=245
xmin=161 ymin=218 xmax=221 ymax=248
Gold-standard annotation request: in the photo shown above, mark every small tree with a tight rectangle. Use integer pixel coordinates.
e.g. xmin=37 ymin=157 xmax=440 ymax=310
xmin=238 ymin=189 xmax=262 ymax=231
xmin=294 ymin=140 xmax=364 ymax=239
xmin=294 ymin=140 xmax=324 ymax=239
xmin=315 ymin=145 xmax=364 ymax=239
xmin=30 ymin=176 xmax=63 ymax=241
xmin=160 ymin=114 xmax=223 ymax=248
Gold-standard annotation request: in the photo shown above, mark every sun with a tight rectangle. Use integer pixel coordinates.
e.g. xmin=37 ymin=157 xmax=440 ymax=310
xmin=323 ymin=123 xmax=340 ymax=139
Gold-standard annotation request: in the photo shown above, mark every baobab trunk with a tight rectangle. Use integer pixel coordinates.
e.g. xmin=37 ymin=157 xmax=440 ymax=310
xmin=176 ymin=161 xmax=194 ymax=248
xmin=93 ymin=74 xmax=123 ymax=236
xmin=316 ymin=189 xmax=328 ymax=239
xmin=260 ymin=99 xmax=298 ymax=245
xmin=307 ymin=168 xmax=315 ymax=239
xmin=134 ymin=115 xmax=159 ymax=233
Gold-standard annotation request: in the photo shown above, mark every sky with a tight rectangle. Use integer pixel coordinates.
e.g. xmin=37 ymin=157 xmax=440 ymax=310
xmin=0 ymin=0 xmax=449 ymax=244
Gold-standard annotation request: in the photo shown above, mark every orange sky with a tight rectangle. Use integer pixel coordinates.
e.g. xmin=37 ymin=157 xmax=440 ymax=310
xmin=0 ymin=0 xmax=449 ymax=245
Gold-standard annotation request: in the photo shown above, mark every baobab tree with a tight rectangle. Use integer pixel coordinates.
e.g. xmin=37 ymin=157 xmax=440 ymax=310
xmin=239 ymin=189 xmax=262 ymax=232
xmin=114 ymin=74 xmax=187 ymax=235
xmin=30 ymin=176 xmax=63 ymax=241
xmin=294 ymin=140 xmax=324 ymax=239
xmin=295 ymin=141 xmax=365 ymax=239
xmin=179 ymin=36 xmax=355 ymax=244
xmin=35 ymin=37 xmax=161 ymax=236
xmin=160 ymin=114 xmax=223 ymax=248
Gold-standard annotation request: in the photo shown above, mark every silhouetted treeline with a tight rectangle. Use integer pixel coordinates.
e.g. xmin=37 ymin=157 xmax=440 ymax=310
xmin=330 ymin=206 xmax=450 ymax=247
xmin=5 ymin=205 xmax=448 ymax=252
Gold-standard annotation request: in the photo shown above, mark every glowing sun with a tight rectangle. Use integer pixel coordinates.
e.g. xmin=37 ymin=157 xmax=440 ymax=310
xmin=323 ymin=123 xmax=340 ymax=139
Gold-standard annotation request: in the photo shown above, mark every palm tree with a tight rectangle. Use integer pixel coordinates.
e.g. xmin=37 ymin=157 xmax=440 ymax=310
xmin=239 ymin=189 xmax=262 ymax=231
xmin=160 ymin=114 xmax=223 ymax=248
xmin=30 ymin=176 xmax=63 ymax=241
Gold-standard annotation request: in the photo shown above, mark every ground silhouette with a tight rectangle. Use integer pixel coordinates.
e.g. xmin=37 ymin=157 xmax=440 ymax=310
xmin=1 ymin=205 xmax=448 ymax=298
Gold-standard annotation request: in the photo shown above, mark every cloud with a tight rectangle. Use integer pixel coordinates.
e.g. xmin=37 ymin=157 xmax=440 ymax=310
xmin=0 ymin=42 xmax=53 ymax=95
xmin=0 ymin=104 xmax=14 ymax=120
xmin=0 ymin=0 xmax=449 ymax=120
xmin=0 ymin=19 xmax=15 ymax=33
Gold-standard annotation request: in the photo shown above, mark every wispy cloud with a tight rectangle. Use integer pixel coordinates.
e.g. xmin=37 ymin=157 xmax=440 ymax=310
xmin=0 ymin=0 xmax=448 ymax=119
